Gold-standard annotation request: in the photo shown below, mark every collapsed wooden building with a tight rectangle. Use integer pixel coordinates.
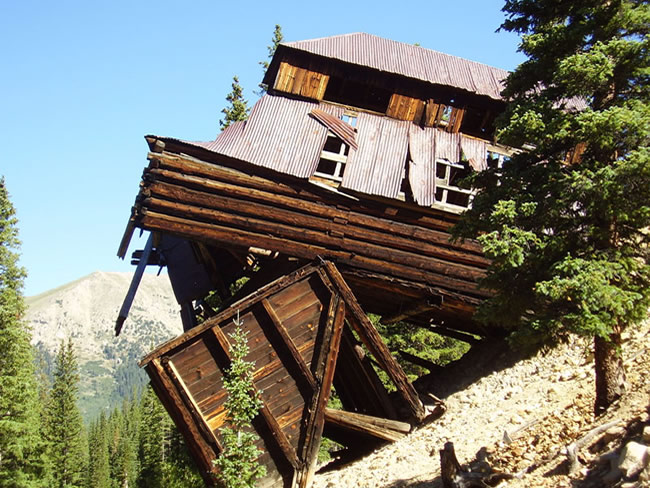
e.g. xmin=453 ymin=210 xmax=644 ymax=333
xmin=118 ymin=33 xmax=518 ymax=486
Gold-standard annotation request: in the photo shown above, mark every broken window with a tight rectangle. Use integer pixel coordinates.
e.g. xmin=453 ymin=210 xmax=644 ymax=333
xmin=486 ymin=150 xmax=510 ymax=171
xmin=314 ymin=133 xmax=350 ymax=182
xmin=433 ymin=159 xmax=475 ymax=212
xmin=460 ymin=106 xmax=496 ymax=139
xmin=423 ymin=100 xmax=465 ymax=133
xmin=341 ymin=112 xmax=358 ymax=127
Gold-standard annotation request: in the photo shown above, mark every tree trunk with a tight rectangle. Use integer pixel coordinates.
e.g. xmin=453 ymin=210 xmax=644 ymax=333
xmin=593 ymin=327 xmax=625 ymax=415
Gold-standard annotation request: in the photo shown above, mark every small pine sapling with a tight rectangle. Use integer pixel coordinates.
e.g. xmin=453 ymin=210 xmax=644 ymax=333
xmin=214 ymin=312 xmax=267 ymax=488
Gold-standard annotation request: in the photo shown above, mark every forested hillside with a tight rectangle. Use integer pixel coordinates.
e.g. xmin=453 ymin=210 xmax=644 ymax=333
xmin=26 ymin=271 xmax=182 ymax=420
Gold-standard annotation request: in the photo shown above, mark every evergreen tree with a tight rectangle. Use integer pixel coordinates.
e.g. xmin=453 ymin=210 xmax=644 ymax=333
xmin=214 ymin=316 xmax=266 ymax=488
xmin=0 ymin=177 xmax=49 ymax=487
xmin=136 ymin=385 xmax=201 ymax=488
xmin=44 ymin=339 xmax=86 ymax=487
xmin=456 ymin=0 xmax=650 ymax=413
xmin=219 ymin=76 xmax=249 ymax=130
xmin=137 ymin=386 xmax=168 ymax=488
xmin=86 ymin=413 xmax=110 ymax=488
xmin=108 ymin=405 xmax=137 ymax=488
xmin=257 ymin=24 xmax=284 ymax=95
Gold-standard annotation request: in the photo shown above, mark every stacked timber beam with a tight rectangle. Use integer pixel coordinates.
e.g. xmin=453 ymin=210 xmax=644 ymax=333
xmin=126 ymin=139 xmax=492 ymax=336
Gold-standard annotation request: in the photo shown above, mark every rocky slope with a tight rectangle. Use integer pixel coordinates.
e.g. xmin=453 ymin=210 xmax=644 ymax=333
xmin=26 ymin=271 xmax=182 ymax=420
xmin=313 ymin=320 xmax=650 ymax=488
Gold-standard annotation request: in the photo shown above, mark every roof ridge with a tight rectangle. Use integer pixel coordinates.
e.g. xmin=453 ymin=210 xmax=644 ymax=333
xmin=282 ymin=32 xmax=509 ymax=74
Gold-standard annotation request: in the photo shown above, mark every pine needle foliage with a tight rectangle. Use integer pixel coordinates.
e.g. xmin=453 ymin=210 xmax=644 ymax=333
xmin=0 ymin=177 xmax=49 ymax=487
xmin=219 ymin=76 xmax=249 ymax=130
xmin=44 ymin=339 xmax=86 ymax=488
xmin=257 ymin=24 xmax=284 ymax=95
xmin=214 ymin=314 xmax=266 ymax=488
xmin=455 ymin=1 xmax=650 ymax=410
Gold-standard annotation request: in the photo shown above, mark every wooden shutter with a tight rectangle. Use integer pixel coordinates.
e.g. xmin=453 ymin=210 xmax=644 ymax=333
xmin=387 ymin=94 xmax=425 ymax=123
xmin=274 ymin=62 xmax=329 ymax=100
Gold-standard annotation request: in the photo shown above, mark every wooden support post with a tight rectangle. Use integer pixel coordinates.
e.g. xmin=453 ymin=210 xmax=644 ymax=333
xmin=324 ymin=408 xmax=410 ymax=442
xmin=260 ymin=298 xmax=317 ymax=389
xmin=296 ymin=297 xmax=345 ymax=488
xmin=162 ymin=358 xmax=223 ymax=452
xmin=115 ymin=232 xmax=154 ymax=336
xmin=148 ymin=359 xmax=217 ymax=473
xmin=321 ymin=263 xmax=425 ymax=422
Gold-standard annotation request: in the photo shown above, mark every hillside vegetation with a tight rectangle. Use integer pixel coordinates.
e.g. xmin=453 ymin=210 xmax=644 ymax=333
xmin=26 ymin=271 xmax=182 ymax=420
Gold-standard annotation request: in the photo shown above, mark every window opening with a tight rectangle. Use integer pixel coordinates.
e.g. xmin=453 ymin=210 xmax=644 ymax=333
xmin=439 ymin=105 xmax=453 ymax=126
xmin=341 ymin=112 xmax=358 ymax=127
xmin=434 ymin=159 xmax=475 ymax=212
xmin=314 ymin=132 xmax=349 ymax=182
xmin=323 ymin=76 xmax=391 ymax=113
xmin=487 ymin=150 xmax=509 ymax=171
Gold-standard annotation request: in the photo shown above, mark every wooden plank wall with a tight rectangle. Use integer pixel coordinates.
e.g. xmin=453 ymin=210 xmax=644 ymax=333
xmin=140 ymin=262 xmax=427 ymax=487
xmin=133 ymin=150 xmax=489 ymax=331
xmin=141 ymin=267 xmax=352 ymax=488
xmin=274 ymin=62 xmax=329 ymax=100
xmin=386 ymin=94 xmax=426 ymax=123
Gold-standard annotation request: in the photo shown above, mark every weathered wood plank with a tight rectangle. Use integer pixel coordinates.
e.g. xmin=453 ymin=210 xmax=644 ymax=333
xmin=147 ymin=359 xmax=217 ymax=481
xmin=146 ymin=152 xmax=485 ymax=252
xmin=142 ymin=195 xmax=485 ymax=282
xmin=140 ymin=264 xmax=323 ymax=366
xmin=321 ymin=263 xmax=425 ymax=421
xmin=208 ymin=325 xmax=301 ymax=472
xmin=145 ymin=174 xmax=488 ymax=268
xmin=297 ymin=297 xmax=345 ymax=488
xmin=261 ymin=299 xmax=317 ymax=389
xmin=138 ymin=210 xmax=490 ymax=300
xmin=163 ymin=358 xmax=223 ymax=450
xmin=323 ymin=408 xmax=409 ymax=442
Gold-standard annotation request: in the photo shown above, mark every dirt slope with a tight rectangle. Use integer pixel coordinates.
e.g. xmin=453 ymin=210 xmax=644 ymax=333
xmin=313 ymin=320 xmax=650 ymax=488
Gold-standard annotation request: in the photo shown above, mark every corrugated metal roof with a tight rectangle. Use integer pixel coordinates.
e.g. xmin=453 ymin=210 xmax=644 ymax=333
xmin=310 ymin=109 xmax=358 ymax=149
xmin=435 ymin=130 xmax=461 ymax=162
xmin=167 ymin=96 xmax=491 ymax=207
xmin=201 ymin=95 xmax=344 ymax=178
xmin=283 ymin=33 xmax=509 ymax=101
xmin=460 ymin=137 xmax=488 ymax=171
xmin=341 ymin=113 xmax=410 ymax=199
xmin=408 ymin=125 xmax=436 ymax=206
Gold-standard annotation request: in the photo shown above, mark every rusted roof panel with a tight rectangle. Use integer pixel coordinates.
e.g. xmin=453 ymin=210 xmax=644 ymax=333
xmin=341 ymin=113 xmax=410 ymax=199
xmin=283 ymin=33 xmax=509 ymax=101
xmin=155 ymin=96 xmax=490 ymax=208
xmin=434 ymin=130 xmax=461 ymax=162
xmin=202 ymin=96 xmax=344 ymax=178
xmin=310 ymin=109 xmax=358 ymax=149
xmin=460 ymin=136 xmax=488 ymax=171
xmin=408 ymin=125 xmax=436 ymax=207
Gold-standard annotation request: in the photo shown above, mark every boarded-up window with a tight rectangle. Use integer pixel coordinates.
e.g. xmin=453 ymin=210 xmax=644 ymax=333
xmin=274 ymin=62 xmax=329 ymax=100
xmin=423 ymin=99 xmax=465 ymax=133
xmin=387 ymin=94 xmax=425 ymax=123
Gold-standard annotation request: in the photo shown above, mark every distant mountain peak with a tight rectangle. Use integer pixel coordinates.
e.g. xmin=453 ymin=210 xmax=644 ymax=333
xmin=26 ymin=271 xmax=182 ymax=420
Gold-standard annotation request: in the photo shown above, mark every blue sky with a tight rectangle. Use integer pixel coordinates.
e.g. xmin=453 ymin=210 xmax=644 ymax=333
xmin=1 ymin=0 xmax=526 ymax=297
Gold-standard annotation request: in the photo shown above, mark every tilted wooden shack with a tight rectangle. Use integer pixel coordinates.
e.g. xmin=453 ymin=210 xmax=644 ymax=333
xmin=140 ymin=262 xmax=423 ymax=487
xmin=116 ymin=32 xmax=528 ymax=487
xmin=119 ymin=33 xmax=518 ymax=340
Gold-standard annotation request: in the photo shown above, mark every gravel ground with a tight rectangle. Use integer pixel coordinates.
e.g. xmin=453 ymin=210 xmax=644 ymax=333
xmin=312 ymin=320 xmax=650 ymax=488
